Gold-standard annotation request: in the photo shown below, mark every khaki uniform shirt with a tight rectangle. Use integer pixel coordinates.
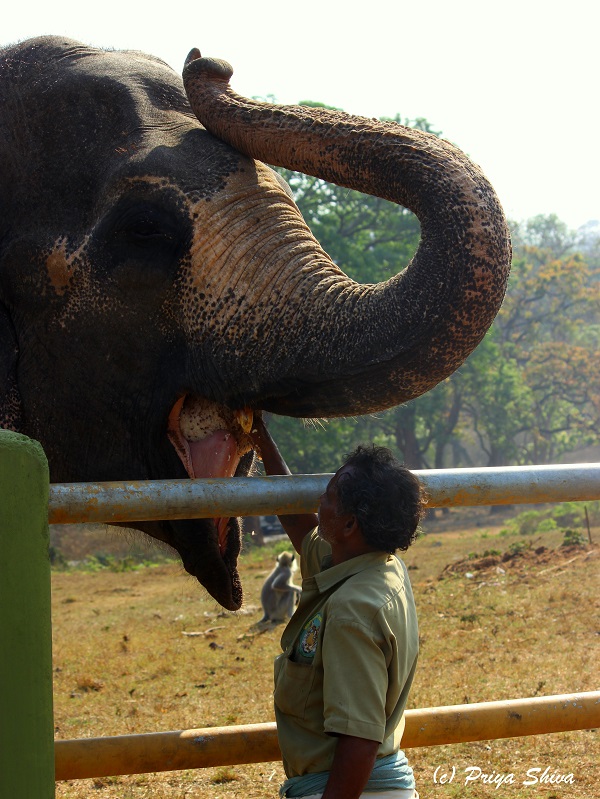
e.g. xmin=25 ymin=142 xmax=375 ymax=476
xmin=274 ymin=529 xmax=419 ymax=778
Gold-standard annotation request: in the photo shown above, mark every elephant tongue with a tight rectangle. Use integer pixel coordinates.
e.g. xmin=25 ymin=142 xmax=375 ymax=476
xmin=188 ymin=432 xmax=239 ymax=555
xmin=187 ymin=431 xmax=240 ymax=479
xmin=167 ymin=398 xmax=241 ymax=555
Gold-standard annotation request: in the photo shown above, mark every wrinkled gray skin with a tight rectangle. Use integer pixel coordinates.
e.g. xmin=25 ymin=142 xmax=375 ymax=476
xmin=0 ymin=37 xmax=511 ymax=609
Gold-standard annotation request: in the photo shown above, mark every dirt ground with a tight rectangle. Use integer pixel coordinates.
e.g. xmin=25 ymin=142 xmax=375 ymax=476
xmin=50 ymin=508 xmax=599 ymax=798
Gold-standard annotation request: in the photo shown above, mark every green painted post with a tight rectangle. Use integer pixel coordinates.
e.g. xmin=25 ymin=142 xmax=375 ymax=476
xmin=0 ymin=431 xmax=54 ymax=798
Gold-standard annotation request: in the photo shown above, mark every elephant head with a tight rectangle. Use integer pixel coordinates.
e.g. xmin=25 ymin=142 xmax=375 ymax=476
xmin=0 ymin=37 xmax=511 ymax=609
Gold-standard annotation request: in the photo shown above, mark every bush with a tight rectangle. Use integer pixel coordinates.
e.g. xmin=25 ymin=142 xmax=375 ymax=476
xmin=49 ymin=546 xmax=67 ymax=568
xmin=507 ymin=540 xmax=528 ymax=556
xmin=74 ymin=553 xmax=151 ymax=573
xmin=535 ymin=518 xmax=557 ymax=533
xmin=501 ymin=502 xmax=597 ymax=540
xmin=552 ymin=502 xmax=585 ymax=528
xmin=506 ymin=510 xmax=541 ymax=536
xmin=561 ymin=528 xmax=586 ymax=547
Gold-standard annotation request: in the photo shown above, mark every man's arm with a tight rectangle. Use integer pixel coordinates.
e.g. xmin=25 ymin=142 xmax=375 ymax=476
xmin=249 ymin=416 xmax=318 ymax=554
xmin=321 ymin=735 xmax=380 ymax=799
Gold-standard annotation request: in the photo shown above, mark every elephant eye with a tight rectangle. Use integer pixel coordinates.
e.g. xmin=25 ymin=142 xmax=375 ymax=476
xmin=117 ymin=205 xmax=178 ymax=247
xmin=98 ymin=197 xmax=191 ymax=278
xmin=129 ymin=218 xmax=169 ymax=240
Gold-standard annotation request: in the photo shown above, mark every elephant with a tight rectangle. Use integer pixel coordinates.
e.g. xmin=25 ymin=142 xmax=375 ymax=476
xmin=0 ymin=36 xmax=511 ymax=610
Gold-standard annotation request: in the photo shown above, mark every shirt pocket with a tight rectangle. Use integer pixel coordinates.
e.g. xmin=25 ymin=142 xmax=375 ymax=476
xmin=274 ymin=652 xmax=316 ymax=721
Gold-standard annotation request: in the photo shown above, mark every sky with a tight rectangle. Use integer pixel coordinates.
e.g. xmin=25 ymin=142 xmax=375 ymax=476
xmin=3 ymin=0 xmax=599 ymax=232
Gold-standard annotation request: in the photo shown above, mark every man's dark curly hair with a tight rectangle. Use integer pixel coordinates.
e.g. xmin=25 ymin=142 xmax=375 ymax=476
xmin=335 ymin=445 xmax=427 ymax=553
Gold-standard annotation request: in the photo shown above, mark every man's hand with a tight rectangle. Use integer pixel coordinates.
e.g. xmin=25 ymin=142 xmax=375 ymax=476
xmin=249 ymin=415 xmax=318 ymax=553
xmin=248 ymin=414 xmax=291 ymax=475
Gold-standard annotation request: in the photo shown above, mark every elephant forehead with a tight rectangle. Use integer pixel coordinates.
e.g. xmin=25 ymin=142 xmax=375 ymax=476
xmin=1 ymin=40 xmax=245 ymax=220
xmin=129 ymin=127 xmax=244 ymax=200
xmin=4 ymin=38 xmax=191 ymax=115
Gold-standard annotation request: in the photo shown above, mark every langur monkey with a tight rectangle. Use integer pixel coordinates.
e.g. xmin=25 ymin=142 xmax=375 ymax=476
xmin=260 ymin=551 xmax=302 ymax=622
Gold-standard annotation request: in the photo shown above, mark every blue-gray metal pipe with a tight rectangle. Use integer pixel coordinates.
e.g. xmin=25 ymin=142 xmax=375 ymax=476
xmin=48 ymin=464 xmax=600 ymax=525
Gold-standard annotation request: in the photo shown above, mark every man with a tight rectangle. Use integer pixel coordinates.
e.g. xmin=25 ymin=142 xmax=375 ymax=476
xmin=249 ymin=417 xmax=424 ymax=799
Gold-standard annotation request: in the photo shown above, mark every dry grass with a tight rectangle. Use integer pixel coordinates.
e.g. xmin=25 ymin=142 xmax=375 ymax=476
xmin=52 ymin=509 xmax=600 ymax=798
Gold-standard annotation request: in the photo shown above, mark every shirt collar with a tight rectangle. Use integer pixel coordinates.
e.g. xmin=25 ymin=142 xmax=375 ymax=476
xmin=313 ymin=550 xmax=390 ymax=593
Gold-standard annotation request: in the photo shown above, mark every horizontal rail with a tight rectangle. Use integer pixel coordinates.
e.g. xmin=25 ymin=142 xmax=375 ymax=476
xmin=54 ymin=691 xmax=600 ymax=780
xmin=48 ymin=464 xmax=600 ymax=524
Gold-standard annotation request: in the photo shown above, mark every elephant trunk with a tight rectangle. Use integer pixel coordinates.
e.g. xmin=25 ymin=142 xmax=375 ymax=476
xmin=182 ymin=53 xmax=512 ymax=417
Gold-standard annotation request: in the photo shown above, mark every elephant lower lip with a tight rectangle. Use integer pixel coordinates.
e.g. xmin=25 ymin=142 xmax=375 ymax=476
xmin=188 ymin=557 xmax=243 ymax=611
xmin=216 ymin=571 xmax=243 ymax=611
xmin=180 ymin=517 xmax=243 ymax=611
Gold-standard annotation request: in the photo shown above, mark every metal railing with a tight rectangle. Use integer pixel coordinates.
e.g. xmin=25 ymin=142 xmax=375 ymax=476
xmin=49 ymin=463 xmax=600 ymax=524
xmin=54 ymin=693 xmax=600 ymax=781
xmin=1 ymin=430 xmax=599 ymax=797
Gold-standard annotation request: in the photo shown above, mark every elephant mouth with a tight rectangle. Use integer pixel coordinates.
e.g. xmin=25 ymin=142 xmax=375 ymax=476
xmin=177 ymin=516 xmax=244 ymax=611
xmin=166 ymin=395 xmax=254 ymax=608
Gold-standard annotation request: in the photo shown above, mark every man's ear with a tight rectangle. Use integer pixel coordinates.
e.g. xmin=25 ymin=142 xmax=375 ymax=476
xmin=0 ymin=302 xmax=22 ymax=431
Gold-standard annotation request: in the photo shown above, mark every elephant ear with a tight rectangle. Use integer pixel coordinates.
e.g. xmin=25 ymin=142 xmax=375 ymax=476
xmin=0 ymin=302 xmax=22 ymax=432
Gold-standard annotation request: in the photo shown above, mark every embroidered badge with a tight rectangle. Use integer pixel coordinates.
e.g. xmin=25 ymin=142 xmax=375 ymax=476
xmin=298 ymin=612 xmax=322 ymax=659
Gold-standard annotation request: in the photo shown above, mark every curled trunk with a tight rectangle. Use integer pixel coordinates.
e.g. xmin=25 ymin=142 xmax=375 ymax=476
xmin=183 ymin=53 xmax=511 ymax=417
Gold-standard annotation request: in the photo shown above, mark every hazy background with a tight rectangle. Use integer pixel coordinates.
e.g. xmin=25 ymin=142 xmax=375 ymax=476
xmin=3 ymin=0 xmax=598 ymax=231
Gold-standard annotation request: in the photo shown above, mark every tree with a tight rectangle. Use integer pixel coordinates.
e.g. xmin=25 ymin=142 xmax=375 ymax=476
xmin=524 ymin=342 xmax=599 ymax=462
xmin=462 ymin=216 xmax=600 ymax=467
xmin=267 ymin=103 xmax=600 ymax=474
xmin=460 ymin=333 xmax=535 ymax=466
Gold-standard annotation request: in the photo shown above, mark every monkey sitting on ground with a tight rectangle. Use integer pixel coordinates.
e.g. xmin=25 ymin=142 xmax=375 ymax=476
xmin=260 ymin=551 xmax=302 ymax=623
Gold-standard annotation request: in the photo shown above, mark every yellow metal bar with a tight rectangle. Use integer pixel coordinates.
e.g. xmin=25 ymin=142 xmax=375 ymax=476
xmin=404 ymin=692 xmax=600 ymax=747
xmin=54 ymin=691 xmax=600 ymax=781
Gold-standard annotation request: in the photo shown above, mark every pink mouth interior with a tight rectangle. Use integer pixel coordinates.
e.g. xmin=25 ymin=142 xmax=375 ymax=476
xmin=168 ymin=397 xmax=241 ymax=555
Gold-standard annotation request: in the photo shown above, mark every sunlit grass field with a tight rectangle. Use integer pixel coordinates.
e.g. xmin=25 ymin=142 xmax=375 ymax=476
xmin=52 ymin=509 xmax=599 ymax=798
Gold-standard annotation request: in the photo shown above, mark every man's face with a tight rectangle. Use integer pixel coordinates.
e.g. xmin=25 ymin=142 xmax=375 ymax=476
xmin=318 ymin=465 xmax=354 ymax=544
